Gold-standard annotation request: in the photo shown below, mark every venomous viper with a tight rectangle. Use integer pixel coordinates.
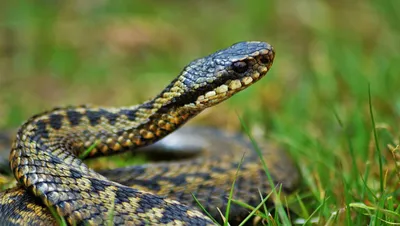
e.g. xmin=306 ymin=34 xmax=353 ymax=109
xmin=0 ymin=41 xmax=299 ymax=225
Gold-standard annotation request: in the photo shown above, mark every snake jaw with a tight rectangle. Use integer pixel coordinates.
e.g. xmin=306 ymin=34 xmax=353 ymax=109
xmin=158 ymin=41 xmax=274 ymax=110
xmin=193 ymin=70 xmax=268 ymax=107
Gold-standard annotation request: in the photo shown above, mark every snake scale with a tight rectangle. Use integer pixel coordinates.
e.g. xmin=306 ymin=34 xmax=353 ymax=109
xmin=0 ymin=41 xmax=299 ymax=225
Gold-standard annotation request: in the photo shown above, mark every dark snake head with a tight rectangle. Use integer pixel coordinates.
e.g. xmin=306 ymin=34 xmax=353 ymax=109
xmin=157 ymin=41 xmax=275 ymax=111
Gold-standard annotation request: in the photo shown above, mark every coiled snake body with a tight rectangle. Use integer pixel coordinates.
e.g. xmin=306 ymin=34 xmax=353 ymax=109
xmin=0 ymin=41 xmax=299 ymax=225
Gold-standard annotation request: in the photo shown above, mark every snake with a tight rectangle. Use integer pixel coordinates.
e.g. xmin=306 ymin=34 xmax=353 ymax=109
xmin=0 ymin=41 xmax=299 ymax=225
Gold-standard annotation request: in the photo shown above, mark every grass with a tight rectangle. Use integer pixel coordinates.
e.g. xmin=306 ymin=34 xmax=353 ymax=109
xmin=369 ymin=84 xmax=384 ymax=195
xmin=1 ymin=0 xmax=400 ymax=225
xmin=239 ymin=114 xmax=292 ymax=225
xmin=48 ymin=205 xmax=68 ymax=226
xmin=78 ymin=140 xmax=99 ymax=159
xmin=224 ymin=153 xmax=246 ymax=226
xmin=192 ymin=153 xmax=247 ymax=226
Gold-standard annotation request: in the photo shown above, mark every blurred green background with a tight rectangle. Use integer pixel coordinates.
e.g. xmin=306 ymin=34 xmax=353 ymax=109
xmin=0 ymin=0 xmax=399 ymax=225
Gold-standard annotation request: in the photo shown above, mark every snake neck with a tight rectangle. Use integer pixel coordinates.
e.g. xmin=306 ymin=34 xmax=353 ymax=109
xmin=10 ymin=81 xmax=205 ymax=163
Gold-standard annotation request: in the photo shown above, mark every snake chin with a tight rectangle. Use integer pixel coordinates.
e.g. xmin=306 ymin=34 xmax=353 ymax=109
xmin=194 ymin=68 xmax=269 ymax=107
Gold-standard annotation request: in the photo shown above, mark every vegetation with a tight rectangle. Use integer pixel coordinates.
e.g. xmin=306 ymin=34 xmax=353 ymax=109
xmin=0 ymin=0 xmax=399 ymax=225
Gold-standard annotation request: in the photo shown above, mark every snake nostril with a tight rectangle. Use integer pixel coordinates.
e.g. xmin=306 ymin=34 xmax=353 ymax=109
xmin=232 ymin=61 xmax=249 ymax=74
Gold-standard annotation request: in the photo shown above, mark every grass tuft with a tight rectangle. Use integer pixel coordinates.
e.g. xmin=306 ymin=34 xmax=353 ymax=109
xmin=238 ymin=114 xmax=291 ymax=225
xmin=224 ymin=153 xmax=246 ymax=226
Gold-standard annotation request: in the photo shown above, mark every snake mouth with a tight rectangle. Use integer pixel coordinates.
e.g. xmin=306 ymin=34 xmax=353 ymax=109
xmin=157 ymin=64 xmax=270 ymax=113
xmin=194 ymin=66 xmax=269 ymax=106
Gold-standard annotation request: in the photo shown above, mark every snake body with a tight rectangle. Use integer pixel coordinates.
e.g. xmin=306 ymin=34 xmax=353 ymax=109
xmin=0 ymin=41 xmax=299 ymax=225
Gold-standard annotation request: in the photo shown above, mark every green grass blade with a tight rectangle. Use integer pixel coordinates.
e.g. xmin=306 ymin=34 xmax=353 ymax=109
xmin=79 ymin=141 xmax=99 ymax=159
xmin=238 ymin=114 xmax=290 ymax=225
xmin=258 ymin=189 xmax=270 ymax=220
xmin=224 ymin=153 xmax=245 ymax=226
xmin=368 ymin=84 xmax=384 ymax=194
xmin=192 ymin=193 xmax=220 ymax=225
xmin=48 ymin=205 xmax=68 ymax=226
xmin=238 ymin=188 xmax=275 ymax=226
xmin=359 ymin=170 xmax=378 ymax=200
xmin=342 ymin=171 xmax=352 ymax=226
xmin=296 ymin=193 xmax=310 ymax=219
xmin=301 ymin=197 xmax=326 ymax=226
xmin=349 ymin=202 xmax=400 ymax=220
xmin=333 ymin=109 xmax=359 ymax=186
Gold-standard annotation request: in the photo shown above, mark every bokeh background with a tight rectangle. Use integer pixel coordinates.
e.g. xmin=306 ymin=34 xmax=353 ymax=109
xmin=0 ymin=0 xmax=399 ymax=224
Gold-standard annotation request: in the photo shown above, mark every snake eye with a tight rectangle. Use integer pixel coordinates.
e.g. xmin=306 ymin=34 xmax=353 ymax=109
xmin=232 ymin=61 xmax=248 ymax=74
xmin=259 ymin=55 xmax=270 ymax=64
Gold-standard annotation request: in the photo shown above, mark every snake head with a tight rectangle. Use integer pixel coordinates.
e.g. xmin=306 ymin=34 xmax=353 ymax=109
xmin=157 ymin=41 xmax=275 ymax=111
